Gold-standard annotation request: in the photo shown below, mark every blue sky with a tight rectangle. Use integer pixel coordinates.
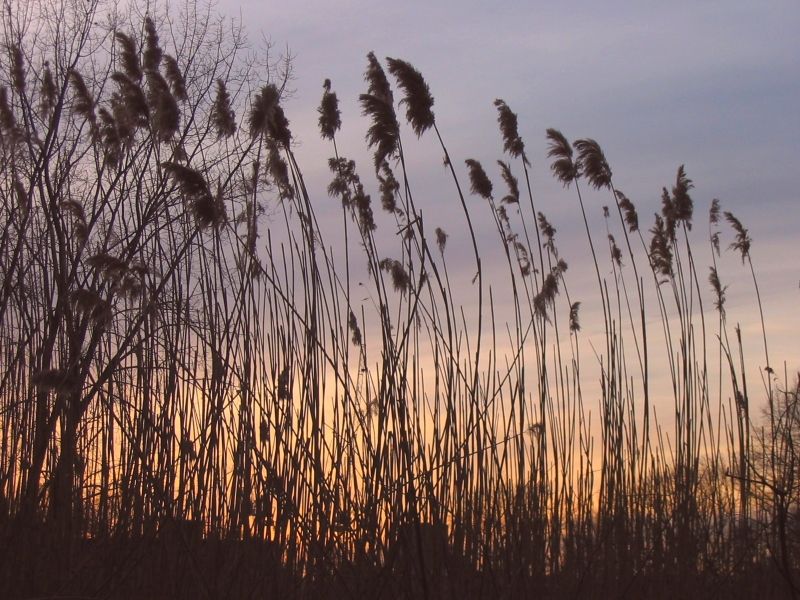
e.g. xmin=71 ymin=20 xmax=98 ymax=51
xmin=226 ymin=0 xmax=800 ymax=377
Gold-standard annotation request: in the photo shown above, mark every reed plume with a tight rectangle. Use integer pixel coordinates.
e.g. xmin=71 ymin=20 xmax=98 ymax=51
xmin=146 ymin=70 xmax=179 ymax=140
xmin=69 ymin=69 xmax=96 ymax=125
xmin=379 ymin=258 xmax=410 ymax=293
xmin=115 ymin=31 xmax=142 ymax=81
xmin=0 ymin=87 xmax=18 ymax=140
xmin=569 ymin=301 xmax=581 ymax=332
xmin=348 ymin=310 xmax=362 ymax=346
xmin=608 ymin=234 xmax=622 ymax=266
xmin=546 ymin=128 xmax=577 ymax=186
xmin=724 ymin=211 xmax=751 ymax=262
xmin=672 ymin=165 xmax=694 ymax=227
xmin=465 ymin=159 xmax=492 ymax=199
xmin=709 ymin=198 xmax=720 ymax=225
xmin=615 ymin=189 xmax=639 ymax=232
xmin=435 ymin=227 xmax=448 ymax=254
xmin=211 ymin=79 xmax=236 ymax=138
xmin=386 ymin=57 xmax=435 ymax=136
xmin=378 ymin=161 xmax=399 ymax=213
xmin=318 ymin=78 xmax=341 ymax=140
xmin=574 ymin=138 xmax=612 ymax=189
xmin=537 ymin=212 xmax=556 ymax=252
xmin=111 ymin=71 xmax=149 ymax=126
xmin=498 ymin=160 xmax=520 ymax=204
xmin=249 ymin=84 xmax=291 ymax=145
xmin=40 ymin=61 xmax=57 ymax=117
xmin=162 ymin=161 xmax=225 ymax=228
xmin=494 ymin=99 xmax=528 ymax=164
xmin=266 ymin=142 xmax=294 ymax=200
xmin=8 ymin=43 xmax=25 ymax=95
xmin=364 ymin=51 xmax=393 ymax=103
xmin=162 ymin=55 xmax=187 ymax=101
xmin=708 ymin=266 xmax=727 ymax=316
xmin=649 ymin=213 xmax=673 ymax=277
xmin=143 ymin=17 xmax=163 ymax=71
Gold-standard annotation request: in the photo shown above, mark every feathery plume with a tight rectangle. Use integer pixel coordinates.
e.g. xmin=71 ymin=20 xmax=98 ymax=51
xmin=249 ymin=84 xmax=291 ymax=145
xmin=211 ymin=79 xmax=236 ymax=138
xmin=537 ymin=212 xmax=556 ymax=252
xmin=514 ymin=241 xmax=531 ymax=276
xmin=709 ymin=198 xmax=720 ymax=225
xmin=671 ymin=165 xmax=694 ymax=227
xmin=354 ymin=186 xmax=376 ymax=235
xmin=378 ymin=161 xmax=399 ymax=213
xmin=318 ymin=78 xmax=341 ymax=140
xmin=609 ymin=234 xmax=622 ymax=266
xmin=146 ymin=70 xmax=179 ymax=141
xmin=69 ymin=70 xmax=96 ymax=124
xmin=326 ymin=157 xmax=374 ymax=233
xmin=111 ymin=71 xmax=149 ymax=126
xmin=9 ymin=44 xmax=26 ymax=94
xmin=660 ymin=187 xmax=677 ymax=241
xmin=71 ymin=289 xmax=108 ymax=321
xmin=359 ymin=92 xmax=399 ymax=169
xmin=97 ymin=108 xmax=122 ymax=166
xmin=546 ymin=128 xmax=577 ymax=186
xmin=497 ymin=161 xmax=519 ymax=204
xmin=494 ymin=99 xmax=528 ymax=164
xmin=724 ymin=211 xmax=751 ymax=262
xmin=40 ymin=61 xmax=57 ymax=118
xmin=386 ymin=57 xmax=435 ymax=136
xmin=266 ymin=142 xmax=294 ymax=200
xmin=615 ymin=189 xmax=639 ymax=232
xmin=649 ymin=213 xmax=673 ymax=278
xmin=143 ymin=17 xmax=162 ymax=71
xmin=569 ymin=301 xmax=581 ymax=332
xmin=0 ymin=87 xmax=18 ymax=141
xmin=13 ymin=176 xmax=28 ymax=219
xmin=115 ymin=31 xmax=142 ymax=81
xmin=348 ymin=310 xmax=362 ymax=346
xmin=534 ymin=267 xmax=560 ymax=319
xmin=162 ymin=161 xmax=225 ymax=228
xmin=708 ymin=267 xmax=727 ymax=316
xmin=162 ymin=55 xmax=187 ymax=101
xmin=379 ymin=258 xmax=410 ymax=293
xmin=87 ymin=253 xmax=128 ymax=282
xmin=435 ymin=227 xmax=448 ymax=254
xmin=574 ymin=138 xmax=612 ymax=189
xmin=364 ymin=51 xmax=393 ymax=103
xmin=360 ymin=53 xmax=399 ymax=169
xmin=465 ymin=159 xmax=492 ymax=199
xmin=327 ymin=156 xmax=357 ymax=207
xmin=61 ymin=198 xmax=88 ymax=244
xmin=711 ymin=232 xmax=721 ymax=256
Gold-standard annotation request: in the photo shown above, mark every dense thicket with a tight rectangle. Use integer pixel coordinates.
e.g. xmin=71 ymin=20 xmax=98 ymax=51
xmin=0 ymin=2 xmax=796 ymax=598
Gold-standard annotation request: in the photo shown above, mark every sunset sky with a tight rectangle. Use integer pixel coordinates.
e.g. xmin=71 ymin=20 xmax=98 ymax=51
xmin=227 ymin=0 xmax=799 ymax=385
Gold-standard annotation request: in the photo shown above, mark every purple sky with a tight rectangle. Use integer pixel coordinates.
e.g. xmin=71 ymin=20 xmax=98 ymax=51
xmin=225 ymin=0 xmax=800 ymax=391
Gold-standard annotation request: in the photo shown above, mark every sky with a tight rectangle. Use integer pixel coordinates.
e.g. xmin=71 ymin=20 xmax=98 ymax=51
xmin=222 ymin=0 xmax=800 ymax=393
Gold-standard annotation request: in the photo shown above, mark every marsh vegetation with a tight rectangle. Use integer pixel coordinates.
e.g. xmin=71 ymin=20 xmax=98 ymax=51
xmin=0 ymin=2 xmax=797 ymax=598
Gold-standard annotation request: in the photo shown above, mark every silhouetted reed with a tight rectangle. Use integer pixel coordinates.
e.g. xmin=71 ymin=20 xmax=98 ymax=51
xmin=0 ymin=3 xmax=795 ymax=599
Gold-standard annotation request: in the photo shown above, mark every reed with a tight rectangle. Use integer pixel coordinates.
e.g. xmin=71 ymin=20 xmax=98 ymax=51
xmin=0 ymin=2 xmax=795 ymax=599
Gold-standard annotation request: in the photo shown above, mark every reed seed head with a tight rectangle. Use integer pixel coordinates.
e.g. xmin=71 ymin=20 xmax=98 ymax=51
xmin=465 ymin=159 xmax=493 ymax=199
xmin=494 ymin=99 xmax=528 ymax=164
xmin=574 ymin=138 xmax=612 ymax=189
xmin=546 ymin=128 xmax=578 ymax=186
xmin=318 ymin=78 xmax=341 ymax=140
xmin=386 ymin=57 xmax=435 ymax=136
xmin=211 ymin=79 xmax=236 ymax=138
